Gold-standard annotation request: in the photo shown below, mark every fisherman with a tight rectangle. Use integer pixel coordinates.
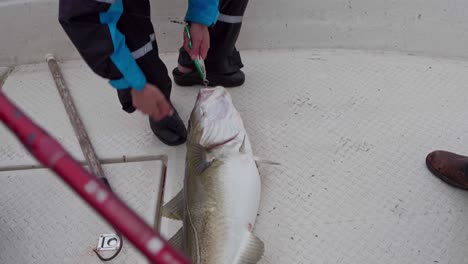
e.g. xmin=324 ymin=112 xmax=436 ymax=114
xmin=58 ymin=0 xmax=248 ymax=146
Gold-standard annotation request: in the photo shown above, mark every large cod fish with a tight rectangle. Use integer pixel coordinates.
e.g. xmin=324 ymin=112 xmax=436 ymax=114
xmin=162 ymin=86 xmax=265 ymax=264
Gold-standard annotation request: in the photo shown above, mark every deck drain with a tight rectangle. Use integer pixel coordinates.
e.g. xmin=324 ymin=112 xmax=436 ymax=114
xmin=96 ymin=234 xmax=121 ymax=251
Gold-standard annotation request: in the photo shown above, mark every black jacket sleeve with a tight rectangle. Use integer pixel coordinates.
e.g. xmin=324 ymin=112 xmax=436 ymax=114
xmin=58 ymin=0 xmax=147 ymax=91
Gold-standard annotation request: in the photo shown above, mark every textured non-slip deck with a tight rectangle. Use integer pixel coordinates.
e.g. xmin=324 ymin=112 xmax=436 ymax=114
xmin=2 ymin=49 xmax=468 ymax=263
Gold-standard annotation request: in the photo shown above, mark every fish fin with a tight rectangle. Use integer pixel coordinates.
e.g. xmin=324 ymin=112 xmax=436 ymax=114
xmin=168 ymin=228 xmax=183 ymax=250
xmin=191 ymin=143 xmax=212 ymax=173
xmin=239 ymin=135 xmax=247 ymax=153
xmin=233 ymin=232 xmax=265 ymax=264
xmin=161 ymin=190 xmax=184 ymax=220
xmin=254 ymin=156 xmax=281 ymax=167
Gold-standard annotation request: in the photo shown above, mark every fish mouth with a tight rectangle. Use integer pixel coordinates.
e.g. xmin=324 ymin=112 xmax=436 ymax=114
xmin=196 ymin=87 xmax=221 ymax=103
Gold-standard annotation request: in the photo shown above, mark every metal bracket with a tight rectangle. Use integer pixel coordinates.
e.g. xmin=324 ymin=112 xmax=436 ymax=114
xmin=96 ymin=234 xmax=121 ymax=251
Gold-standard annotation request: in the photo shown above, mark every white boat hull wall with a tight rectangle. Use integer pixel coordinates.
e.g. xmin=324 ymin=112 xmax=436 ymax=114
xmin=1 ymin=0 xmax=468 ymax=66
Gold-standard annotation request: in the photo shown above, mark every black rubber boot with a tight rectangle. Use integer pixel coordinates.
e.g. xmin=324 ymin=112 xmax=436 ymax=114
xmin=149 ymin=107 xmax=187 ymax=146
xmin=172 ymin=68 xmax=245 ymax=87
xmin=117 ymin=89 xmax=186 ymax=146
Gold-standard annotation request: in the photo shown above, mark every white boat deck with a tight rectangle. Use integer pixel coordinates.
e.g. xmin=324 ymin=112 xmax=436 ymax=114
xmin=1 ymin=49 xmax=468 ymax=263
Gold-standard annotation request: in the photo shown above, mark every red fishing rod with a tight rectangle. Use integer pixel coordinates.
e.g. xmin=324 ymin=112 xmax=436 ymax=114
xmin=0 ymin=90 xmax=190 ymax=264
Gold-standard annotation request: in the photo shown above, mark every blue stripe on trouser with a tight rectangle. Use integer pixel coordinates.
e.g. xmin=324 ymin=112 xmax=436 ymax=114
xmin=99 ymin=0 xmax=147 ymax=91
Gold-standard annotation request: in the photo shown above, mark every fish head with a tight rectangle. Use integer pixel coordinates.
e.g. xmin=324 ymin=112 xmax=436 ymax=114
xmin=188 ymin=86 xmax=244 ymax=148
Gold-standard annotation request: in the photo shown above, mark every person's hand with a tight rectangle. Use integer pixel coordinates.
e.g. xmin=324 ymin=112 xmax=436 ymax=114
xmin=131 ymin=83 xmax=173 ymax=121
xmin=184 ymin=22 xmax=210 ymax=60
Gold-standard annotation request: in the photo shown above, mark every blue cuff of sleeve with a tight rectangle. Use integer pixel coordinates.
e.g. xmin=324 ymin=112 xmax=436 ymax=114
xmin=109 ymin=76 xmax=145 ymax=91
xmin=100 ymin=0 xmax=147 ymax=91
xmin=108 ymin=50 xmax=147 ymax=91
xmin=109 ymin=78 xmax=144 ymax=91
xmin=185 ymin=5 xmax=219 ymax=26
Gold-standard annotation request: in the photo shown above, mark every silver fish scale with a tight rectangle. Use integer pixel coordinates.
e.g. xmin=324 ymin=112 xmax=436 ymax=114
xmin=185 ymin=158 xmax=229 ymax=264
